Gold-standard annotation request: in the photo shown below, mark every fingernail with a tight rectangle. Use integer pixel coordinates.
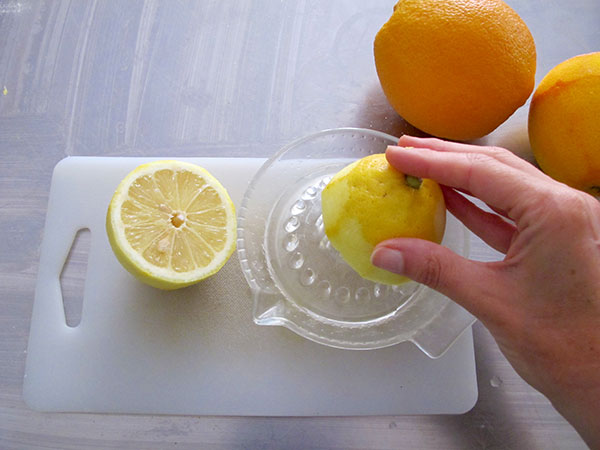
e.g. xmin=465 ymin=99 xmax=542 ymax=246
xmin=371 ymin=246 xmax=404 ymax=274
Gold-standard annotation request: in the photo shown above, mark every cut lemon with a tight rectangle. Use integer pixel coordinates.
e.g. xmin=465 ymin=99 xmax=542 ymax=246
xmin=106 ymin=160 xmax=236 ymax=290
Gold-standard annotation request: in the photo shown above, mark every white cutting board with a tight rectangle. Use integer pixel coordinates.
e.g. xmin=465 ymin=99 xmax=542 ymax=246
xmin=24 ymin=156 xmax=477 ymax=415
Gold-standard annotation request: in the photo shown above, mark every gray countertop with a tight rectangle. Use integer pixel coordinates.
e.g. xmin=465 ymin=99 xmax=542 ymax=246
xmin=1 ymin=0 xmax=598 ymax=448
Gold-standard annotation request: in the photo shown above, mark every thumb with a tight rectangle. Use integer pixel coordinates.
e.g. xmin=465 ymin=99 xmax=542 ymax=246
xmin=371 ymin=238 xmax=500 ymax=319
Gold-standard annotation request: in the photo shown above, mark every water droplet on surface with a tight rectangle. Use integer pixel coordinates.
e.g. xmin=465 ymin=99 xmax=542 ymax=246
xmin=490 ymin=375 xmax=503 ymax=388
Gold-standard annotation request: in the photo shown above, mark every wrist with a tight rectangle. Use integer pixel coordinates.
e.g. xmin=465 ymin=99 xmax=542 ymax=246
xmin=549 ymin=385 xmax=600 ymax=449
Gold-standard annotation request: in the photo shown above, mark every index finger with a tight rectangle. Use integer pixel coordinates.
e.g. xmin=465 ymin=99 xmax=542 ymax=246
xmin=398 ymin=135 xmax=545 ymax=179
xmin=385 ymin=145 xmax=543 ymax=222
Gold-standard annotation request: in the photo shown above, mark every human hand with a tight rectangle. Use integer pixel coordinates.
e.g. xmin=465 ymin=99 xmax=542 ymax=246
xmin=371 ymin=135 xmax=600 ymax=449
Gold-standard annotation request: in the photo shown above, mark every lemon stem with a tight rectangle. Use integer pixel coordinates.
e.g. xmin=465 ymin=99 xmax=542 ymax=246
xmin=405 ymin=175 xmax=422 ymax=189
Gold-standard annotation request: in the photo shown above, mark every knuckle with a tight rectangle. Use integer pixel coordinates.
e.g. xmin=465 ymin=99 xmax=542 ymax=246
xmin=489 ymin=146 xmax=519 ymax=165
xmin=463 ymin=152 xmax=495 ymax=190
xmin=488 ymin=146 xmax=508 ymax=158
xmin=532 ymin=187 xmax=598 ymax=226
xmin=416 ymin=253 xmax=444 ymax=289
xmin=566 ymin=191 xmax=600 ymax=226
xmin=550 ymin=187 xmax=583 ymax=209
xmin=465 ymin=151 xmax=495 ymax=166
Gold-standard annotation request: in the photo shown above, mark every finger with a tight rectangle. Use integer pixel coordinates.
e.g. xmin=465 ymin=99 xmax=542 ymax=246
xmin=444 ymin=186 xmax=513 ymax=222
xmin=443 ymin=186 xmax=516 ymax=254
xmin=371 ymin=238 xmax=505 ymax=320
xmin=486 ymin=203 xmax=511 ymax=220
xmin=439 ymin=186 xmax=511 ymax=219
xmin=385 ymin=145 xmax=540 ymax=222
xmin=398 ymin=135 xmax=543 ymax=178
xmin=443 ymin=185 xmax=474 ymax=198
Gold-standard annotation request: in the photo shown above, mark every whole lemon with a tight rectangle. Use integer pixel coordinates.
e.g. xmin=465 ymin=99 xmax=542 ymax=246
xmin=321 ymin=153 xmax=446 ymax=285
xmin=374 ymin=0 xmax=536 ymax=141
xmin=528 ymin=52 xmax=600 ymax=196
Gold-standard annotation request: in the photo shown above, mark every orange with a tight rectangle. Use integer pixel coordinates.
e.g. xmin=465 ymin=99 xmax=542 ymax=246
xmin=528 ymin=52 xmax=600 ymax=196
xmin=374 ymin=0 xmax=536 ymax=140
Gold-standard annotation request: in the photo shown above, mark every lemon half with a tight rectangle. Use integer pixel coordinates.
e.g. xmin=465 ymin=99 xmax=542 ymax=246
xmin=106 ymin=160 xmax=236 ymax=290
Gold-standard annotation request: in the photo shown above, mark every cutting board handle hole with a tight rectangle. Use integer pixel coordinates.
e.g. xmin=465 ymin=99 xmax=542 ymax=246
xmin=60 ymin=228 xmax=91 ymax=328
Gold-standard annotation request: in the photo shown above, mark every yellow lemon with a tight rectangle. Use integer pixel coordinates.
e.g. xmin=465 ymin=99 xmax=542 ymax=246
xmin=106 ymin=160 xmax=237 ymax=290
xmin=374 ymin=0 xmax=536 ymax=140
xmin=528 ymin=52 xmax=600 ymax=196
xmin=321 ymin=153 xmax=446 ymax=285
